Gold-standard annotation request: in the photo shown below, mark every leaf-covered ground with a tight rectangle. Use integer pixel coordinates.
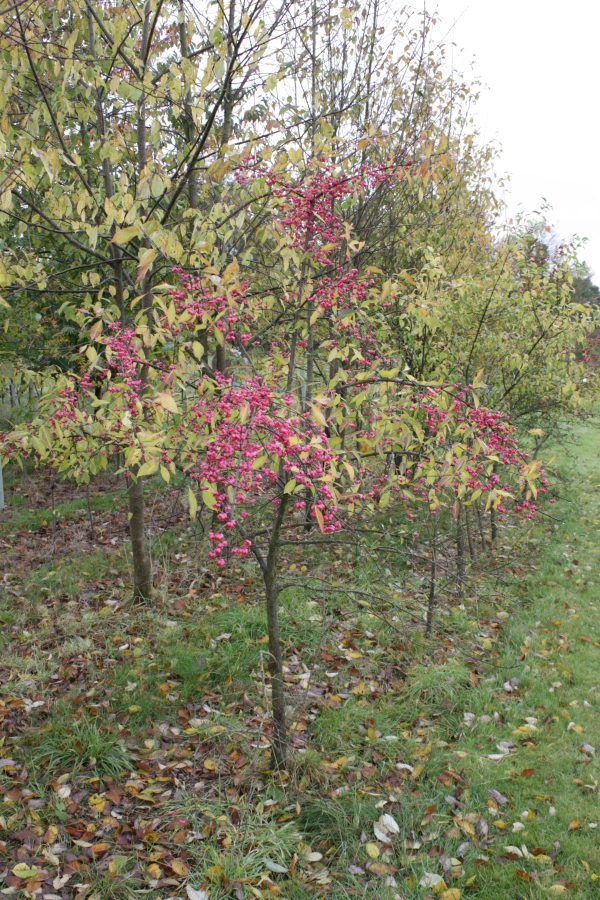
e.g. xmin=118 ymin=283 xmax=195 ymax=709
xmin=1 ymin=419 xmax=599 ymax=899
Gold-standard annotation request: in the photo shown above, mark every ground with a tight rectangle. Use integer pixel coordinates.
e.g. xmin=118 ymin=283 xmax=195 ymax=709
xmin=0 ymin=419 xmax=599 ymax=898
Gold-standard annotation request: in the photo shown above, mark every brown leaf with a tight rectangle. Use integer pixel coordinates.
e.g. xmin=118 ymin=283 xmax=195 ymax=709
xmin=170 ymin=859 xmax=189 ymax=877
xmin=366 ymin=862 xmax=398 ymax=876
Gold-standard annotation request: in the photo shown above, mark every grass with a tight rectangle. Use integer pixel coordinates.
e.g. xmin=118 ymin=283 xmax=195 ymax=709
xmin=1 ymin=418 xmax=599 ymax=897
xmin=389 ymin=421 xmax=600 ymax=898
xmin=26 ymin=710 xmax=133 ymax=779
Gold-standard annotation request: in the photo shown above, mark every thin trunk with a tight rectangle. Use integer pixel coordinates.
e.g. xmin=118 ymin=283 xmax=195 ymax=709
xmin=0 ymin=461 xmax=5 ymax=510
xmin=123 ymin=1 xmax=154 ymax=602
xmin=465 ymin=506 xmax=476 ymax=560
xmin=304 ymin=0 xmax=318 ymax=408
xmin=490 ymin=505 xmax=498 ymax=545
xmin=86 ymin=10 xmax=125 ymax=319
xmin=50 ymin=483 xmax=57 ymax=558
xmin=86 ymin=483 xmax=95 ymax=542
xmin=456 ymin=503 xmax=465 ymax=597
xmin=178 ymin=0 xmax=199 ymax=210
xmin=476 ymin=501 xmax=487 ymax=551
xmin=263 ymin=494 xmax=290 ymax=769
xmin=490 ymin=463 xmax=498 ymax=545
xmin=425 ymin=517 xmax=437 ymax=635
xmin=221 ymin=0 xmax=237 ymax=147
xmin=127 ymin=476 xmax=152 ymax=601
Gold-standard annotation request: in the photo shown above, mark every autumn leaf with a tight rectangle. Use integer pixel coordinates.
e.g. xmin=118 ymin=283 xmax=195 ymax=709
xmin=365 ymin=842 xmax=380 ymax=859
xmin=12 ymin=864 xmax=40 ymax=879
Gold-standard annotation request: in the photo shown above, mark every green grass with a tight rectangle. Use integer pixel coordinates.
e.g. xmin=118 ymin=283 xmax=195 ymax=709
xmin=26 ymin=710 xmax=132 ymax=779
xmin=388 ymin=420 xmax=600 ymax=898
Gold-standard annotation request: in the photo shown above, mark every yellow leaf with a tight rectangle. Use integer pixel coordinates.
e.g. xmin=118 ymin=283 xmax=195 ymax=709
xmin=340 ymin=6 xmax=353 ymax=29
xmin=311 ymin=404 xmax=328 ymax=428
xmin=12 ymin=864 xmax=40 ymax=879
xmin=188 ymin=487 xmax=198 ymax=520
xmin=43 ymin=824 xmax=58 ymax=843
xmin=171 ymin=859 xmax=189 ymax=877
xmin=568 ymin=820 xmax=581 ymax=831
xmin=365 ymin=842 xmax=380 ymax=859
xmin=88 ymin=793 xmax=107 ymax=812
xmin=441 ymin=891 xmax=461 ymax=900
xmin=155 ymin=392 xmax=178 ymax=414
xmin=455 ymin=817 xmax=476 ymax=838
xmin=137 ymin=248 xmax=157 ymax=283
xmin=137 ymin=459 xmax=159 ymax=478
xmin=112 ymin=225 xmax=139 ymax=245
xmin=202 ymin=488 xmax=217 ymax=511
xmin=314 ymin=506 xmax=325 ymax=533
xmin=147 ymin=863 xmax=161 ymax=879
xmin=203 ymin=759 xmax=217 ymax=771
xmin=91 ymin=842 xmax=111 ymax=856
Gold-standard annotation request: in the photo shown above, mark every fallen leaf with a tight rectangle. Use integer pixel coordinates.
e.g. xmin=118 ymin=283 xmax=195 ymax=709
xmin=171 ymin=859 xmax=189 ymax=877
xmin=365 ymin=842 xmax=380 ymax=859
xmin=186 ymin=889 xmax=209 ymax=900
xmin=12 ymin=864 xmax=40 ymax=879
xmin=264 ymin=859 xmax=288 ymax=874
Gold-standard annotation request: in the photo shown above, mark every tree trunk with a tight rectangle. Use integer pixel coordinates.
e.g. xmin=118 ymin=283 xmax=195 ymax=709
xmin=490 ymin=505 xmax=498 ymax=545
xmin=127 ymin=475 xmax=152 ymax=601
xmin=465 ymin=506 xmax=476 ymax=560
xmin=425 ymin=517 xmax=438 ymax=635
xmin=263 ymin=494 xmax=289 ymax=769
xmin=456 ymin=504 xmax=465 ymax=597
xmin=476 ymin=501 xmax=487 ymax=551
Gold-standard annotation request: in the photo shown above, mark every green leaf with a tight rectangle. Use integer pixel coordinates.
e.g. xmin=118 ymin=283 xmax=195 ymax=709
xmin=188 ymin=487 xmax=198 ymax=520
xmin=12 ymin=864 xmax=40 ymax=879
xmin=201 ymin=487 xmax=217 ymax=511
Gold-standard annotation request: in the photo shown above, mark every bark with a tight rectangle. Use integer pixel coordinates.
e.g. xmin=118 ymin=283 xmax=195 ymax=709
xmin=178 ymin=0 xmax=199 ymax=210
xmin=263 ymin=494 xmax=290 ymax=769
xmin=476 ymin=501 xmax=487 ymax=551
xmin=490 ymin=505 xmax=498 ymax=545
xmin=122 ymin=1 xmax=154 ymax=602
xmin=127 ymin=475 xmax=152 ymax=601
xmin=465 ymin=506 xmax=476 ymax=560
xmin=425 ymin=518 xmax=438 ymax=636
xmin=456 ymin=503 xmax=465 ymax=597
xmin=86 ymin=10 xmax=125 ymax=319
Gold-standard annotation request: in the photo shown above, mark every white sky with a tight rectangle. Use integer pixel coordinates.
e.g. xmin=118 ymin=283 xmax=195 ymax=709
xmin=430 ymin=0 xmax=600 ymax=279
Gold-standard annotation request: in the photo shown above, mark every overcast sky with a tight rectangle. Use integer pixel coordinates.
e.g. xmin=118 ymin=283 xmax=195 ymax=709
xmin=430 ymin=0 xmax=600 ymax=279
